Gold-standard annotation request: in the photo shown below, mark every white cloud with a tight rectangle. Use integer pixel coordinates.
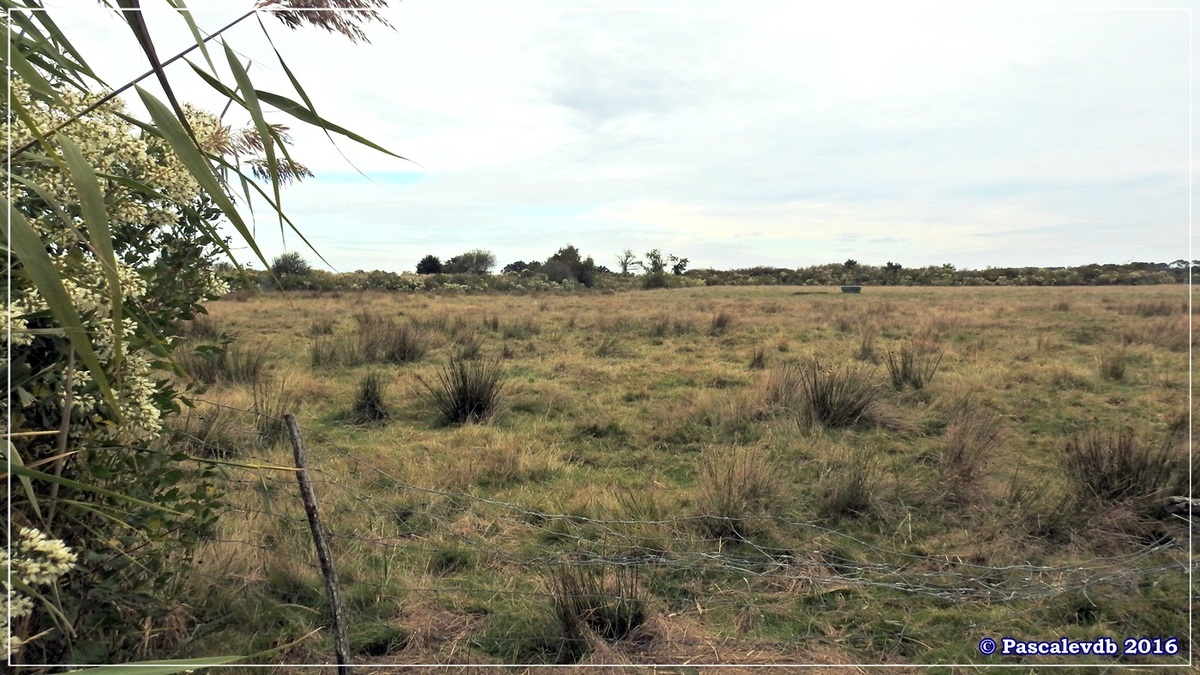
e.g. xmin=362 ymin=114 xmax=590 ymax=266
xmin=37 ymin=0 xmax=1194 ymax=271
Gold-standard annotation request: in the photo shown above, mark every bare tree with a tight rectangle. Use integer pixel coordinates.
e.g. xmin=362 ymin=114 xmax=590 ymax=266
xmin=616 ymin=248 xmax=641 ymax=276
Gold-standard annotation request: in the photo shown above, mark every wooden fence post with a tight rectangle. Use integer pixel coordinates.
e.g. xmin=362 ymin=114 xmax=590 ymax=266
xmin=285 ymin=413 xmax=351 ymax=674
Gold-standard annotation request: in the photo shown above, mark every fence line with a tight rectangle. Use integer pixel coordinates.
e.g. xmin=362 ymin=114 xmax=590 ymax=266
xmin=160 ymin=398 xmax=1195 ymax=663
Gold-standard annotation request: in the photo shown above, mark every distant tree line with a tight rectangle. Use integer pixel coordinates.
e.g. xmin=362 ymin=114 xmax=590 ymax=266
xmin=687 ymin=259 xmax=1193 ymax=287
xmin=254 ymin=249 xmax=1195 ymax=294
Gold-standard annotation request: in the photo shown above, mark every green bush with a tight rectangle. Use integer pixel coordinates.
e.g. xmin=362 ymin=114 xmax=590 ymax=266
xmin=270 ymin=251 xmax=311 ymax=277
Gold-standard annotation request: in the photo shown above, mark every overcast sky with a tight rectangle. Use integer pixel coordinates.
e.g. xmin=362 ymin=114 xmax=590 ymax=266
xmin=39 ymin=0 xmax=1195 ymax=273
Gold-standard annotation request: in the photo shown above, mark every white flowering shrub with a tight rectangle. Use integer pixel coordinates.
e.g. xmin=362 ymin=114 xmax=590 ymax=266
xmin=6 ymin=77 xmax=242 ymax=661
xmin=3 ymin=529 xmax=78 ymax=657
xmin=6 ymin=0 xmax=396 ymax=663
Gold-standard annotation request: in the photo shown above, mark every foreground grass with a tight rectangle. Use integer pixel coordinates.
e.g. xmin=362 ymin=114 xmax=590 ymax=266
xmin=164 ymin=285 xmax=1193 ymax=670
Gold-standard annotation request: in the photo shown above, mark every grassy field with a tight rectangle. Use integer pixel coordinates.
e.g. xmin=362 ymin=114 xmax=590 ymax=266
xmin=166 ymin=284 xmax=1193 ymax=671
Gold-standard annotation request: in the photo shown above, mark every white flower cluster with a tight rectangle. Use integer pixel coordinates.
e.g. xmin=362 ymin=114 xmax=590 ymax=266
xmin=8 ymin=77 xmax=233 ymax=443
xmin=2 ymin=528 xmax=77 ymax=656
xmin=9 ymin=80 xmax=216 ymax=232
xmin=203 ymin=271 xmax=231 ymax=299
xmin=7 ymin=251 xmax=164 ymax=439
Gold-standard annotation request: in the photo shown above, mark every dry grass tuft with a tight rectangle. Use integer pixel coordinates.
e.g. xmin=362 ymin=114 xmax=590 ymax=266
xmin=856 ymin=324 xmax=878 ymax=362
xmin=694 ymin=445 xmax=783 ymax=541
xmin=546 ymin=563 xmax=648 ymax=643
xmin=350 ymin=370 xmax=390 ymax=425
xmin=936 ymin=402 xmax=1004 ymax=504
xmin=1061 ymin=428 xmax=1187 ymax=510
xmin=1097 ymin=346 xmax=1127 ymax=381
xmin=415 ymin=356 xmax=506 ymax=426
xmin=709 ymin=309 xmax=735 ymax=335
xmin=766 ymin=359 xmax=883 ymax=429
xmin=308 ymin=316 xmax=335 ymax=336
xmin=748 ymin=346 xmax=768 ymax=370
xmin=883 ymin=341 xmax=942 ymax=390
xmin=816 ymin=446 xmax=880 ymax=520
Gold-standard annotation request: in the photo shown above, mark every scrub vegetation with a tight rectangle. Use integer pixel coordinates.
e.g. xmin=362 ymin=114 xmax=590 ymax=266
xmin=161 ymin=283 xmax=1191 ymax=669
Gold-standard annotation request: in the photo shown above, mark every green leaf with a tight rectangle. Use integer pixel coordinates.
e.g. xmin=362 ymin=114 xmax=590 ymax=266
xmin=4 ymin=26 xmax=65 ymax=104
xmin=2 ymin=198 xmax=120 ymax=418
xmin=258 ymin=15 xmax=367 ymax=178
xmin=7 ymin=86 xmax=62 ymax=165
xmin=136 ymin=86 xmax=272 ymax=272
xmin=223 ymin=40 xmax=283 ymax=235
xmin=255 ymin=89 xmax=410 ymax=161
xmin=186 ymin=58 xmax=243 ymax=106
xmin=15 ymin=1 xmax=103 ymax=85
xmin=6 ymin=441 xmax=44 ymax=522
xmin=7 ymin=463 xmax=185 ymax=516
xmin=210 ymin=152 xmax=334 ymax=271
xmin=6 ymin=20 xmax=90 ymax=93
xmin=165 ymin=0 xmax=217 ymax=74
xmin=61 ymin=655 xmax=247 ymax=675
xmin=117 ymin=0 xmax=196 ymax=145
xmin=59 ymin=134 xmax=124 ymax=379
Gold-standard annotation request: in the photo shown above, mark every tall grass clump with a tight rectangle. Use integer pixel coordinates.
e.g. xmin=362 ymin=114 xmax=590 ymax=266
xmin=223 ymin=345 xmax=270 ymax=384
xmin=455 ymin=331 xmax=484 ymax=360
xmin=768 ymin=360 xmax=881 ymax=429
xmin=937 ymin=403 xmax=1004 ymax=504
xmin=310 ymin=335 xmax=343 ymax=368
xmin=883 ymin=341 xmax=942 ymax=390
xmin=545 ymin=564 xmax=647 ymax=643
xmin=1097 ymin=347 xmax=1127 ymax=381
xmin=311 ymin=320 xmax=426 ymax=367
xmin=1121 ymin=300 xmax=1177 ymax=317
xmin=856 ymin=325 xmax=878 ymax=362
xmin=358 ymin=319 xmax=426 ymax=363
xmin=253 ymin=378 xmax=300 ymax=448
xmin=709 ymin=309 xmax=735 ymax=335
xmin=309 ymin=316 xmax=335 ymax=336
xmin=416 ymin=356 xmax=506 ymax=425
xmin=816 ymin=447 xmax=880 ymax=520
xmin=182 ymin=342 xmax=270 ymax=386
xmin=178 ymin=314 xmax=222 ymax=341
xmin=351 ymin=371 xmax=390 ymax=424
xmin=165 ymin=405 xmax=246 ymax=459
xmin=1061 ymin=429 xmax=1187 ymax=509
xmin=695 ymin=446 xmax=782 ymax=541
xmin=748 ymin=346 xmax=767 ymax=370
xmin=594 ymin=334 xmax=623 ymax=358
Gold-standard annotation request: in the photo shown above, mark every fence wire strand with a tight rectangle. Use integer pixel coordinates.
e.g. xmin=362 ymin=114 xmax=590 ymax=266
xmin=168 ymin=399 xmax=1193 ymax=664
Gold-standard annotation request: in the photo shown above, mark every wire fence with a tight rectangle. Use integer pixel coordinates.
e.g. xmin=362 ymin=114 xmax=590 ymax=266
xmin=167 ymin=398 xmax=1196 ymax=666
